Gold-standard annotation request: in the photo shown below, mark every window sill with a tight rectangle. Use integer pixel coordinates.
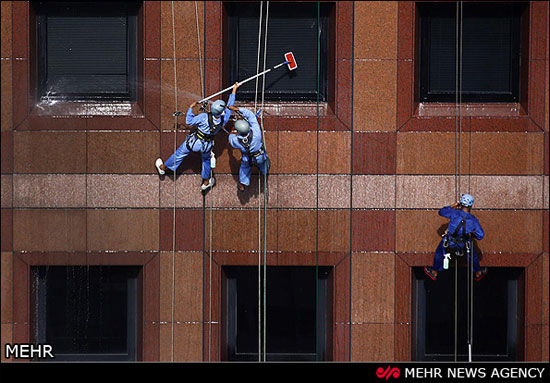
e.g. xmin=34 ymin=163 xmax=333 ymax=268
xmin=234 ymin=101 xmax=330 ymax=117
xmin=30 ymin=101 xmax=144 ymax=117
xmin=415 ymin=102 xmax=526 ymax=118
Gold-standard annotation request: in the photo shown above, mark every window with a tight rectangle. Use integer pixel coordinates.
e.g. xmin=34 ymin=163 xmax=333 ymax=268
xmin=417 ymin=2 xmax=525 ymax=103
xmin=222 ymin=266 xmax=332 ymax=361
xmin=225 ymin=2 xmax=330 ymax=102
xmin=413 ymin=267 xmax=523 ymax=361
xmin=31 ymin=266 xmax=140 ymax=361
xmin=33 ymin=1 xmax=140 ymax=102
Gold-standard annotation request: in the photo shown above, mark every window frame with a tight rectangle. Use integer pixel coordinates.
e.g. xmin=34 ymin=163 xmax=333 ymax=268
xmin=223 ymin=1 xmax=332 ymax=103
xmin=31 ymin=265 xmax=141 ymax=362
xmin=412 ymin=266 xmax=524 ymax=361
xmin=417 ymin=1 xmax=524 ymax=104
xmin=33 ymin=1 xmax=140 ymax=102
xmin=397 ymin=1 xmax=546 ymax=132
xmin=222 ymin=265 xmax=332 ymax=361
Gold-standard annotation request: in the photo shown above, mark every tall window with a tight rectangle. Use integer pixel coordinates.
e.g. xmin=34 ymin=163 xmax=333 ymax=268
xmin=413 ymin=267 xmax=523 ymax=361
xmin=33 ymin=1 xmax=140 ymax=101
xmin=417 ymin=2 xmax=525 ymax=103
xmin=223 ymin=266 xmax=332 ymax=361
xmin=225 ymin=2 xmax=331 ymax=102
xmin=32 ymin=266 xmax=140 ymax=361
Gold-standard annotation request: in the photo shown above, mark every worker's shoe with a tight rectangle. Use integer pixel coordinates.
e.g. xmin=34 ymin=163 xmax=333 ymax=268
xmin=201 ymin=177 xmax=216 ymax=191
xmin=155 ymin=158 xmax=165 ymax=175
xmin=475 ymin=267 xmax=488 ymax=282
xmin=424 ymin=266 xmax=437 ymax=281
xmin=237 ymin=183 xmax=247 ymax=193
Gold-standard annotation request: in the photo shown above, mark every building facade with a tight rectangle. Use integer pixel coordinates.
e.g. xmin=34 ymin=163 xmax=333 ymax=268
xmin=1 ymin=1 xmax=548 ymax=361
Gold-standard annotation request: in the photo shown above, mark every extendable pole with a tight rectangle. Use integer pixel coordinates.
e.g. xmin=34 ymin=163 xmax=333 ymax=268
xmin=197 ymin=62 xmax=288 ymax=104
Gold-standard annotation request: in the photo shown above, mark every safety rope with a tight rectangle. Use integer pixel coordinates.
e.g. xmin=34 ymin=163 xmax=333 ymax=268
xmin=260 ymin=1 xmax=269 ymax=362
xmin=453 ymin=1 xmax=474 ymax=362
xmin=254 ymin=0 xmax=264 ymax=362
xmin=170 ymin=0 xmax=177 ymax=363
xmin=453 ymin=1 xmax=460 ymax=361
xmin=249 ymin=1 xmax=271 ymax=361
xmin=315 ymin=1 xmax=321 ymax=361
xmin=191 ymin=0 xmax=212 ymax=362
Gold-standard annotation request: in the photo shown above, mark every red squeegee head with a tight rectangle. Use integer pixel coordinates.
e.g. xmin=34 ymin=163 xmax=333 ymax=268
xmin=285 ymin=52 xmax=297 ymax=70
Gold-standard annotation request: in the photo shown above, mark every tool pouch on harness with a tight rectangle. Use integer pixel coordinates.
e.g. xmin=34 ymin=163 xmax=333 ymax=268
xmin=442 ymin=218 xmax=470 ymax=257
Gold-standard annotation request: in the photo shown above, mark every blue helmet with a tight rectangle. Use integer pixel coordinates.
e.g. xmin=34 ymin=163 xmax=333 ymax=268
xmin=459 ymin=193 xmax=474 ymax=207
xmin=211 ymin=100 xmax=226 ymax=117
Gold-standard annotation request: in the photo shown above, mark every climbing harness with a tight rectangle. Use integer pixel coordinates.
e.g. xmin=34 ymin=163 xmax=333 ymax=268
xmin=442 ymin=217 xmax=471 ymax=258
xmin=237 ymin=127 xmax=268 ymax=168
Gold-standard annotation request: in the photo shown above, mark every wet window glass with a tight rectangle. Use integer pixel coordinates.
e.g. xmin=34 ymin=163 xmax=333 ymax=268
xmin=418 ymin=2 xmax=525 ymax=103
xmin=413 ymin=267 xmax=523 ymax=361
xmin=225 ymin=2 xmax=331 ymax=102
xmin=33 ymin=1 xmax=141 ymax=101
xmin=223 ymin=266 xmax=331 ymax=361
xmin=32 ymin=266 xmax=140 ymax=361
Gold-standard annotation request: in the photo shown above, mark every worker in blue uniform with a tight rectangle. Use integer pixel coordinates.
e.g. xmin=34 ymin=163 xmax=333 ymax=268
xmin=155 ymin=82 xmax=240 ymax=191
xmin=226 ymin=104 xmax=270 ymax=192
xmin=425 ymin=194 xmax=488 ymax=281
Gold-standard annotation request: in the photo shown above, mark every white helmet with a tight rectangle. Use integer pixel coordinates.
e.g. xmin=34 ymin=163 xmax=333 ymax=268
xmin=459 ymin=194 xmax=474 ymax=207
xmin=211 ymin=100 xmax=226 ymax=117
xmin=235 ymin=119 xmax=250 ymax=135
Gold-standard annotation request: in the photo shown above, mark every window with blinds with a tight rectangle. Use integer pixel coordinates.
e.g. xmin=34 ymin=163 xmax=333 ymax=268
xmin=34 ymin=2 xmax=140 ymax=102
xmin=225 ymin=2 xmax=331 ymax=102
xmin=418 ymin=2 xmax=525 ymax=103
xmin=223 ymin=266 xmax=331 ymax=361
xmin=32 ymin=266 xmax=140 ymax=361
xmin=413 ymin=267 xmax=523 ymax=361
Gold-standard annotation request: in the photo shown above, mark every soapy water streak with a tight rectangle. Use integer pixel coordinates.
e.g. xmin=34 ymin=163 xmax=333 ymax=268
xmin=32 ymin=78 xmax=212 ymax=116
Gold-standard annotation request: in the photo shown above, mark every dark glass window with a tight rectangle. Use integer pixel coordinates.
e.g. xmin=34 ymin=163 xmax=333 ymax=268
xmin=418 ymin=2 xmax=525 ymax=103
xmin=33 ymin=1 xmax=140 ymax=101
xmin=32 ymin=266 xmax=140 ymax=361
xmin=225 ymin=2 xmax=330 ymax=102
xmin=223 ymin=266 xmax=331 ymax=361
xmin=413 ymin=267 xmax=523 ymax=361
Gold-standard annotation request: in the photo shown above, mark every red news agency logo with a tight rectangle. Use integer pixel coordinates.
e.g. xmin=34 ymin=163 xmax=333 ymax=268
xmin=376 ymin=366 xmax=401 ymax=380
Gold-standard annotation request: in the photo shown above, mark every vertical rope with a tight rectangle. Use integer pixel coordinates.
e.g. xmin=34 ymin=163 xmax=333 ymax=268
xmin=460 ymin=2 xmax=474 ymax=362
xmin=192 ymin=0 xmax=212 ymax=362
xmin=170 ymin=0 xmax=178 ymax=363
xmin=254 ymin=1 xmax=264 ymax=362
xmin=315 ymin=1 xmax=321 ymax=361
xmin=454 ymin=2 xmax=460 ymax=362
xmin=195 ymin=1 xmax=204 ymax=101
xmin=260 ymin=1 xmax=270 ymax=362
xmin=455 ymin=1 xmax=460 ymax=201
xmin=208 ymin=173 xmax=213 ymax=363
xmin=458 ymin=1 xmax=463 ymax=197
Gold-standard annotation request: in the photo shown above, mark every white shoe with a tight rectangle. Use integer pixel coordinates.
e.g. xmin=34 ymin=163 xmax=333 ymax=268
xmin=155 ymin=158 xmax=165 ymax=175
xmin=201 ymin=177 xmax=216 ymax=191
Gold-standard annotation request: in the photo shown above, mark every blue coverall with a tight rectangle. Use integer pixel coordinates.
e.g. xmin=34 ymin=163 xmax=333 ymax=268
xmin=164 ymin=94 xmax=235 ymax=179
xmin=432 ymin=206 xmax=485 ymax=272
xmin=228 ymin=107 xmax=270 ymax=186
